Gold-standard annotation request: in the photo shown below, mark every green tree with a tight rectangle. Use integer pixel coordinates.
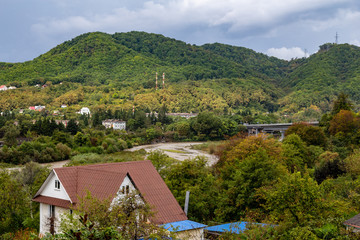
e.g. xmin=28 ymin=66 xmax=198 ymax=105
xmin=1 ymin=123 xmax=20 ymax=147
xmin=191 ymin=112 xmax=224 ymax=140
xmin=0 ymin=171 xmax=29 ymax=236
xmin=165 ymin=157 xmax=218 ymax=222
xmin=60 ymin=191 xmax=171 ymax=240
xmin=331 ymin=92 xmax=353 ymax=115
xmin=285 ymin=122 xmax=327 ymax=147
xmin=216 ymin=149 xmax=287 ymax=222
xmin=263 ymin=172 xmax=325 ymax=225
xmin=66 ymin=119 xmax=81 ymax=135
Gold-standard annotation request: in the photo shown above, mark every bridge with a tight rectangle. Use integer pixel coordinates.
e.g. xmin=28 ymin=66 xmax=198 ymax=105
xmin=244 ymin=122 xmax=319 ymax=141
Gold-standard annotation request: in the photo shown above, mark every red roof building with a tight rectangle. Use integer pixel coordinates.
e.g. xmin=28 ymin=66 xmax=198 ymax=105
xmin=33 ymin=161 xmax=187 ymax=235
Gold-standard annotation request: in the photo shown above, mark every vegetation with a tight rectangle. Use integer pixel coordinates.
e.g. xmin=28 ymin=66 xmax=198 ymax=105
xmin=2 ymin=31 xmax=360 ymax=238
xmin=2 ymin=32 xmax=360 ymax=119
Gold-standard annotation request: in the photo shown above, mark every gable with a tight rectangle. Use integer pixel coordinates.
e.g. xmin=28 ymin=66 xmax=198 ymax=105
xmin=55 ymin=167 xmax=127 ymax=203
xmin=34 ymin=170 xmax=71 ymax=202
xmin=33 ymin=161 xmax=187 ymax=224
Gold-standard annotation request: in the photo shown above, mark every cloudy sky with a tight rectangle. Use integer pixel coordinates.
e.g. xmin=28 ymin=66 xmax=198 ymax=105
xmin=1 ymin=0 xmax=360 ymax=62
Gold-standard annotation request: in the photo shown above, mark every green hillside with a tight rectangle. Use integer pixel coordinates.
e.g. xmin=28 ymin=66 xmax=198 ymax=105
xmin=279 ymin=43 xmax=360 ymax=114
xmin=1 ymin=31 xmax=360 ymax=119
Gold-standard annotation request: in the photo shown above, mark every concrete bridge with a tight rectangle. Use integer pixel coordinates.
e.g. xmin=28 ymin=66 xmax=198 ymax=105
xmin=244 ymin=122 xmax=319 ymax=141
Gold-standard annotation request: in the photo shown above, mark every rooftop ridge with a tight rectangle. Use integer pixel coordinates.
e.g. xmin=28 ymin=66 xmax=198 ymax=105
xmin=53 ymin=160 xmax=151 ymax=170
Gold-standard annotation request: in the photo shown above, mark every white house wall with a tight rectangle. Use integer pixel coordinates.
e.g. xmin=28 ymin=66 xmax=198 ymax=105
xmin=39 ymin=203 xmax=69 ymax=235
xmin=41 ymin=173 xmax=70 ymax=201
xmin=112 ymin=175 xmax=136 ymax=203
xmin=175 ymin=229 xmax=204 ymax=240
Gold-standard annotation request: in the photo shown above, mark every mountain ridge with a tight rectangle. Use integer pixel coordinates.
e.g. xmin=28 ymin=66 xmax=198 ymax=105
xmin=0 ymin=31 xmax=360 ymax=118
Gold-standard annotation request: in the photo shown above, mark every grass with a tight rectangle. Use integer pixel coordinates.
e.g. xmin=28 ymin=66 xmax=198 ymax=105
xmin=162 ymin=149 xmax=188 ymax=154
xmin=191 ymin=141 xmax=224 ymax=154
xmin=67 ymin=150 xmax=147 ymax=166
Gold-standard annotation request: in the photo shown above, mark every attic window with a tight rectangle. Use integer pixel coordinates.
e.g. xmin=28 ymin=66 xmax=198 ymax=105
xmin=122 ymin=185 xmax=130 ymax=194
xmin=55 ymin=180 xmax=60 ymax=190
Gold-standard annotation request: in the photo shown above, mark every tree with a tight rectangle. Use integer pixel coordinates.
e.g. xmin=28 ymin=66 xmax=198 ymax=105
xmin=215 ymin=148 xmax=288 ymax=222
xmin=285 ymin=122 xmax=326 ymax=147
xmin=331 ymin=92 xmax=353 ymax=115
xmin=1 ymin=123 xmax=20 ymax=147
xmin=263 ymin=172 xmax=325 ymax=225
xmin=165 ymin=157 xmax=218 ymax=222
xmin=329 ymin=110 xmax=360 ymax=136
xmin=0 ymin=171 xmax=29 ymax=235
xmin=60 ymin=191 xmax=171 ymax=240
xmin=146 ymin=150 xmax=177 ymax=178
xmin=282 ymin=134 xmax=311 ymax=172
xmin=66 ymin=119 xmax=81 ymax=135
xmin=190 ymin=112 xmax=225 ymax=140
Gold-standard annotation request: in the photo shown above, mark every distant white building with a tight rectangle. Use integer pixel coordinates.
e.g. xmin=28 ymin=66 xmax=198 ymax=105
xmin=0 ymin=85 xmax=8 ymax=91
xmin=35 ymin=105 xmax=46 ymax=111
xmin=61 ymin=104 xmax=67 ymax=108
xmin=79 ymin=107 xmax=90 ymax=115
xmin=102 ymin=119 xmax=126 ymax=130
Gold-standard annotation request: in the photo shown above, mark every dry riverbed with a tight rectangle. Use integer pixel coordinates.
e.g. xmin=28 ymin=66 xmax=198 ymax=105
xmin=127 ymin=142 xmax=218 ymax=165
xmin=5 ymin=142 xmax=218 ymax=171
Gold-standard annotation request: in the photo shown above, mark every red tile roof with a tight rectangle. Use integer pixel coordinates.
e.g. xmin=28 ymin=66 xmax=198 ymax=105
xmin=34 ymin=161 xmax=187 ymax=224
xmin=344 ymin=213 xmax=360 ymax=229
xmin=33 ymin=195 xmax=71 ymax=209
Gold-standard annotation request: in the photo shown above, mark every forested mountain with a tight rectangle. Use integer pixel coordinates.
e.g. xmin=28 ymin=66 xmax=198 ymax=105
xmin=0 ymin=31 xmax=360 ymax=119
xmin=279 ymin=43 xmax=360 ymax=114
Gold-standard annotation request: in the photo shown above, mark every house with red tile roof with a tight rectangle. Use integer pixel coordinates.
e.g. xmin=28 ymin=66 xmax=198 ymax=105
xmin=32 ymin=161 xmax=187 ymax=235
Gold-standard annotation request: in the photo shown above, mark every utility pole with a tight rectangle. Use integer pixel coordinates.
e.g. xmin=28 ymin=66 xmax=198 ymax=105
xmin=155 ymin=72 xmax=158 ymax=90
xmin=162 ymin=72 xmax=165 ymax=89
xmin=184 ymin=191 xmax=190 ymax=216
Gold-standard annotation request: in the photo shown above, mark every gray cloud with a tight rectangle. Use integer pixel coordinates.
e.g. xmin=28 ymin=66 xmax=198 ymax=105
xmin=1 ymin=0 xmax=359 ymax=62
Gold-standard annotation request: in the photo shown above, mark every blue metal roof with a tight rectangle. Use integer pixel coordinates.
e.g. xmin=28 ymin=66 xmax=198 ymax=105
xmin=205 ymin=222 xmax=270 ymax=234
xmin=162 ymin=220 xmax=207 ymax=232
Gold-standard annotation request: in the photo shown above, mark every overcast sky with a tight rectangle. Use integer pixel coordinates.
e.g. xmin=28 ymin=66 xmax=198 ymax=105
xmin=1 ymin=0 xmax=360 ymax=62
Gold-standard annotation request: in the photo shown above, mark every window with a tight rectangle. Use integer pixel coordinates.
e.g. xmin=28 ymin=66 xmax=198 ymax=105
xmin=121 ymin=185 xmax=130 ymax=194
xmin=55 ymin=180 xmax=60 ymax=190
xmin=50 ymin=205 xmax=55 ymax=218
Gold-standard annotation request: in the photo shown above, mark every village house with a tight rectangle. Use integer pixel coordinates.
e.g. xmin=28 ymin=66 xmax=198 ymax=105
xmin=32 ymin=161 xmax=202 ymax=238
xmin=102 ymin=119 xmax=126 ymax=130
xmin=29 ymin=105 xmax=46 ymax=111
xmin=0 ymin=85 xmax=8 ymax=91
xmin=344 ymin=213 xmax=360 ymax=232
xmin=79 ymin=107 xmax=90 ymax=115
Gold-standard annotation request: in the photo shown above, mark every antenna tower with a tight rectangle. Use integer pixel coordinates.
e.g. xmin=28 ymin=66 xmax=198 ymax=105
xmin=335 ymin=32 xmax=339 ymax=44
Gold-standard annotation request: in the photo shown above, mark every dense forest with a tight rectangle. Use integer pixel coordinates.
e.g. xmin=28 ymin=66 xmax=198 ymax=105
xmin=1 ymin=32 xmax=360 ymax=121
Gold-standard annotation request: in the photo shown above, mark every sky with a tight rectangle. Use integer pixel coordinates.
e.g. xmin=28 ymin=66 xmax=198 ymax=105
xmin=1 ymin=0 xmax=360 ymax=62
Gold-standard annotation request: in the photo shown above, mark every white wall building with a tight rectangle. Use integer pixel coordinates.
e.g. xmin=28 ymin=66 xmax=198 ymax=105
xmin=102 ymin=119 xmax=126 ymax=130
xmin=32 ymin=161 xmax=188 ymax=236
xmin=79 ymin=107 xmax=90 ymax=115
